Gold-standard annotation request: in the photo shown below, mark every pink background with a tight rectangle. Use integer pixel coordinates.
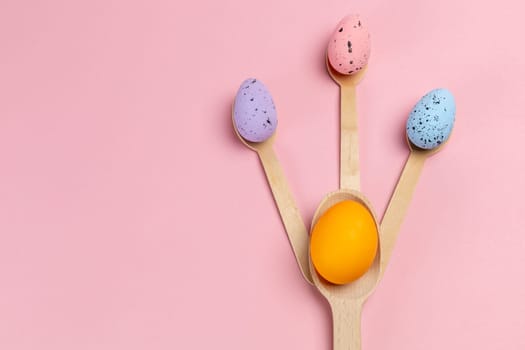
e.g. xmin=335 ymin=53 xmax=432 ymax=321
xmin=0 ymin=0 xmax=524 ymax=349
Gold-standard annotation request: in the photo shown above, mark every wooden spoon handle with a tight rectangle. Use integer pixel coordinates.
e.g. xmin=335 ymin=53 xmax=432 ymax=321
xmin=330 ymin=299 xmax=363 ymax=350
xmin=380 ymin=151 xmax=426 ymax=275
xmin=257 ymin=145 xmax=312 ymax=284
xmin=340 ymin=84 xmax=360 ymax=191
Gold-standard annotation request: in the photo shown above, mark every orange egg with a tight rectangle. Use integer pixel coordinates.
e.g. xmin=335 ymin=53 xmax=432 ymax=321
xmin=310 ymin=200 xmax=378 ymax=285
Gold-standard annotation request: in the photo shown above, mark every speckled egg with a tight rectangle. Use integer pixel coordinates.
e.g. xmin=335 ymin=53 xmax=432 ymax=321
xmin=327 ymin=14 xmax=371 ymax=75
xmin=310 ymin=200 xmax=378 ymax=285
xmin=233 ymin=78 xmax=277 ymax=143
xmin=406 ymin=88 xmax=456 ymax=150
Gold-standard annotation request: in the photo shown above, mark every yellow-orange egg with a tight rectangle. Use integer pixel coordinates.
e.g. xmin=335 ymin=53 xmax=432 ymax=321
xmin=310 ymin=200 xmax=378 ymax=285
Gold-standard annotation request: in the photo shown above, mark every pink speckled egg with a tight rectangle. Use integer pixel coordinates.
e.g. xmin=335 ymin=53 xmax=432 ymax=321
xmin=327 ymin=15 xmax=371 ymax=75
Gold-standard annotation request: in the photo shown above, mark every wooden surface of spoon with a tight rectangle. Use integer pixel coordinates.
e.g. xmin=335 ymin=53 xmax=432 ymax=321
xmin=326 ymin=54 xmax=367 ymax=191
xmin=232 ymin=110 xmax=312 ymax=284
xmin=379 ymin=137 xmax=449 ymax=276
xmin=310 ymin=189 xmax=381 ymax=350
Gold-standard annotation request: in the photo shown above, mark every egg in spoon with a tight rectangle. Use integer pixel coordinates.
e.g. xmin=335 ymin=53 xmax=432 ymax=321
xmin=232 ymin=78 xmax=312 ymax=284
xmin=381 ymin=88 xmax=456 ymax=274
xmin=326 ymin=14 xmax=371 ymax=190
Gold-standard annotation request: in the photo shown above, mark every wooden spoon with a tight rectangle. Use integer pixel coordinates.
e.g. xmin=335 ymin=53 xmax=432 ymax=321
xmin=310 ymin=189 xmax=382 ymax=349
xmin=379 ymin=135 xmax=450 ymax=276
xmin=326 ymin=54 xmax=368 ymax=191
xmin=232 ymin=109 xmax=312 ymax=284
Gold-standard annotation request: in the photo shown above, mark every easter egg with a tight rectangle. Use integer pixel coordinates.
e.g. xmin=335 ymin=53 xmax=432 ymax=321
xmin=406 ymin=88 xmax=456 ymax=150
xmin=327 ymin=14 xmax=371 ymax=75
xmin=233 ymin=78 xmax=277 ymax=143
xmin=310 ymin=200 xmax=378 ymax=285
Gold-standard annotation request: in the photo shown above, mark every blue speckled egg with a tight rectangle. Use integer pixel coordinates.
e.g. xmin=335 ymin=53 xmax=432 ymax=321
xmin=233 ymin=78 xmax=277 ymax=143
xmin=406 ymin=88 xmax=456 ymax=150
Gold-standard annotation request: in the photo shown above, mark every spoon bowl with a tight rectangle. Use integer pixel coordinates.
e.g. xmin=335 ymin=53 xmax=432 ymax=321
xmin=232 ymin=107 xmax=275 ymax=152
xmin=326 ymin=53 xmax=368 ymax=88
xmin=311 ymin=189 xmax=381 ymax=300
xmin=406 ymin=132 xmax=451 ymax=156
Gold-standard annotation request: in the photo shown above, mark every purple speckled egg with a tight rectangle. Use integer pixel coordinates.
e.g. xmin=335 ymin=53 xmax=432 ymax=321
xmin=233 ymin=78 xmax=277 ymax=142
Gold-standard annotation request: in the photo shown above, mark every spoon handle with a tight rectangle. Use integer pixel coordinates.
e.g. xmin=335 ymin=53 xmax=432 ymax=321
xmin=380 ymin=151 xmax=426 ymax=275
xmin=257 ymin=145 xmax=312 ymax=284
xmin=340 ymin=84 xmax=360 ymax=191
xmin=330 ymin=299 xmax=362 ymax=350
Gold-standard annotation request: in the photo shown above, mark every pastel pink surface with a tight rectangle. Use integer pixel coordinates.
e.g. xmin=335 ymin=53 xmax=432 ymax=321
xmin=0 ymin=0 xmax=525 ymax=349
